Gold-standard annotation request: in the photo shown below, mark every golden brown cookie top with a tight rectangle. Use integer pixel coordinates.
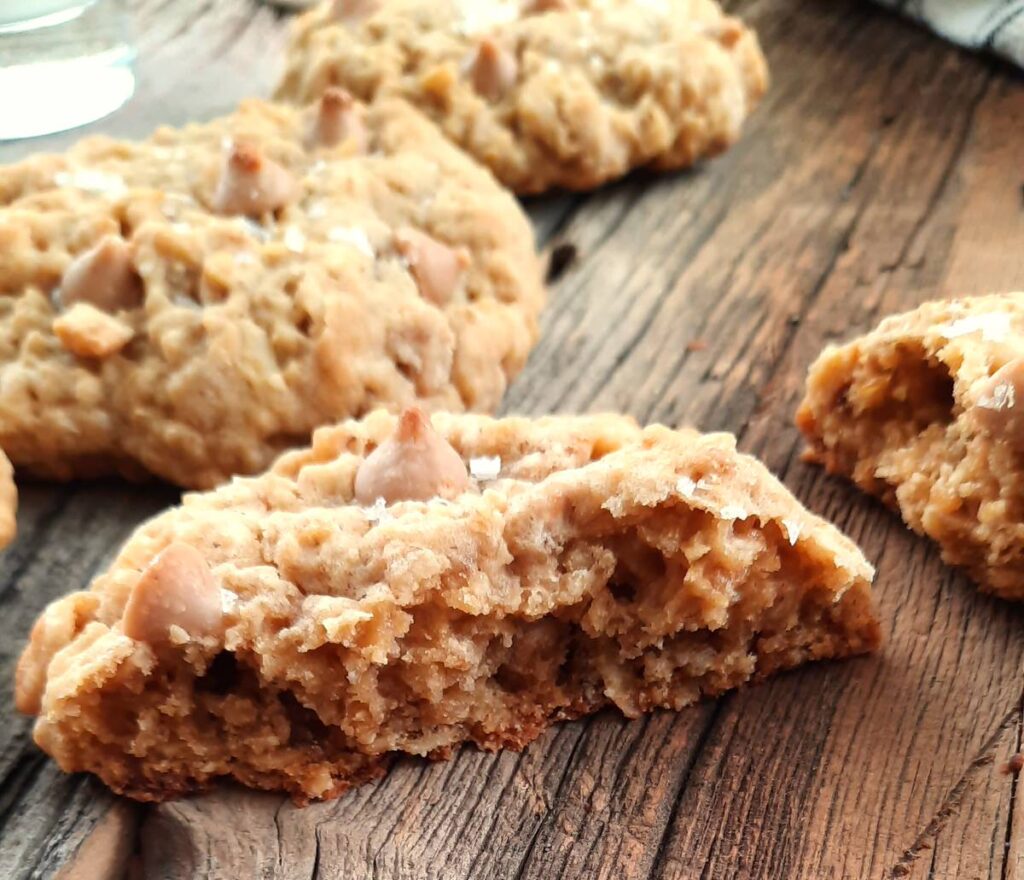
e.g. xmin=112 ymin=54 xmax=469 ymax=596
xmin=0 ymin=97 xmax=544 ymax=488
xmin=23 ymin=411 xmax=873 ymax=664
xmin=277 ymin=0 xmax=768 ymax=193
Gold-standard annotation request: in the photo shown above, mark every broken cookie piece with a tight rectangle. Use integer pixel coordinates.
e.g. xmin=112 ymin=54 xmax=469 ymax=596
xmin=17 ymin=411 xmax=880 ymax=803
xmin=277 ymin=0 xmax=768 ymax=194
xmin=797 ymin=292 xmax=1024 ymax=599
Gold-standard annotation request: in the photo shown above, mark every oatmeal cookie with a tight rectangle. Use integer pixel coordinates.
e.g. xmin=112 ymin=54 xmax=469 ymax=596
xmin=798 ymin=293 xmax=1024 ymax=599
xmin=17 ymin=409 xmax=880 ymax=802
xmin=0 ymin=96 xmax=544 ymax=488
xmin=276 ymin=0 xmax=768 ymax=194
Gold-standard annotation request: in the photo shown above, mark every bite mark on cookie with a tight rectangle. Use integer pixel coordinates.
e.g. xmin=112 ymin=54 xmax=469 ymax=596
xmin=16 ymin=412 xmax=880 ymax=802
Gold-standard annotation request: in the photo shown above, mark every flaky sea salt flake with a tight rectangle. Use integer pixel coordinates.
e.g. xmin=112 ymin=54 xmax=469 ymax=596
xmin=363 ymin=497 xmax=391 ymax=524
xmin=328 ymin=226 xmax=375 ymax=258
xmin=283 ymin=226 xmax=307 ymax=253
xmin=676 ymin=476 xmax=697 ymax=497
xmin=719 ymin=504 xmax=748 ymax=520
xmin=470 ymin=455 xmax=501 ymax=481
xmin=54 ymin=170 xmax=127 ymax=197
xmin=676 ymin=476 xmax=711 ymax=499
xmin=938 ymin=313 xmax=1010 ymax=343
xmin=782 ymin=518 xmax=802 ymax=546
xmin=979 ymin=380 xmax=1015 ymax=412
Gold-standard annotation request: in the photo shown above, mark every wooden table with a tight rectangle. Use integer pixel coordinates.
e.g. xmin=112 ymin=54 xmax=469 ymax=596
xmin=2 ymin=1 xmax=1024 ymax=877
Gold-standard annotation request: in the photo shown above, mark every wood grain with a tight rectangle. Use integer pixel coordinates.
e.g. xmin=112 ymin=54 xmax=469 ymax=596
xmin=2 ymin=0 xmax=1023 ymax=878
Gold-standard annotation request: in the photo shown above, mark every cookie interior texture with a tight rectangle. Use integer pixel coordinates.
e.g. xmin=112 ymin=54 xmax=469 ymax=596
xmin=17 ymin=412 xmax=880 ymax=803
xmin=797 ymin=293 xmax=1024 ymax=599
xmin=0 ymin=98 xmax=544 ymax=488
xmin=277 ymin=0 xmax=769 ymax=194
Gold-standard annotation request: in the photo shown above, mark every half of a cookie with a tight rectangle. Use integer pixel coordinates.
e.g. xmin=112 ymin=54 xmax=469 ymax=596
xmin=798 ymin=293 xmax=1024 ymax=599
xmin=0 ymin=96 xmax=544 ymax=488
xmin=17 ymin=409 xmax=880 ymax=802
xmin=276 ymin=0 xmax=768 ymax=194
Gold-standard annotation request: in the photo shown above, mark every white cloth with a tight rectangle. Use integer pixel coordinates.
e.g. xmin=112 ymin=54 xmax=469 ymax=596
xmin=874 ymin=0 xmax=1024 ymax=64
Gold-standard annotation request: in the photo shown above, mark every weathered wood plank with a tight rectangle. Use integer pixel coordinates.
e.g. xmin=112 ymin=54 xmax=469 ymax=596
xmin=1 ymin=0 xmax=1023 ymax=877
xmin=945 ymin=79 xmax=1024 ymax=297
xmin=0 ymin=485 xmax=175 ymax=880
xmin=894 ymin=713 xmax=1018 ymax=880
xmin=1003 ymin=714 xmax=1024 ymax=880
